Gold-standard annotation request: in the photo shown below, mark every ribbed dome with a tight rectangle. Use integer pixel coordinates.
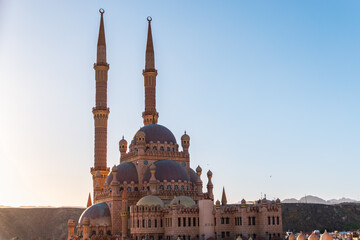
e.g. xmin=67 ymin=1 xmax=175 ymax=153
xmin=308 ymin=233 xmax=319 ymax=240
xmin=131 ymin=124 xmax=176 ymax=145
xmin=143 ymin=160 xmax=190 ymax=182
xmin=78 ymin=202 xmax=111 ymax=226
xmin=136 ymin=195 xmax=164 ymax=207
xmin=297 ymin=233 xmax=306 ymax=240
xmin=320 ymin=231 xmax=333 ymax=240
xmin=190 ymin=168 xmax=198 ymax=183
xmin=170 ymin=196 xmax=196 ymax=207
xmin=106 ymin=162 xmax=138 ymax=184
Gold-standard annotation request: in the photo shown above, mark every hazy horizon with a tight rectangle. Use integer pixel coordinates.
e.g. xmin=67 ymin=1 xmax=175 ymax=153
xmin=1 ymin=1 xmax=359 ymax=207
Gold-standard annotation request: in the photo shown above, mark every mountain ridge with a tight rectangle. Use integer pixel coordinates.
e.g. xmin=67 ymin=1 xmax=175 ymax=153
xmin=282 ymin=195 xmax=360 ymax=205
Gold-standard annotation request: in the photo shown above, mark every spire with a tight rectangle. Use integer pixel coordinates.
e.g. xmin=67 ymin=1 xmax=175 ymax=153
xmin=145 ymin=16 xmax=155 ymax=72
xmin=142 ymin=17 xmax=159 ymax=125
xmin=96 ymin=8 xmax=107 ymax=65
xmin=87 ymin=193 xmax=92 ymax=208
xmin=221 ymin=187 xmax=227 ymax=205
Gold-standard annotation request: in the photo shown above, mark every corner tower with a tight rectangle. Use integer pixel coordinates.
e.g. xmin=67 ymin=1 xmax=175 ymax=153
xmin=142 ymin=17 xmax=159 ymax=126
xmin=91 ymin=9 xmax=110 ymax=201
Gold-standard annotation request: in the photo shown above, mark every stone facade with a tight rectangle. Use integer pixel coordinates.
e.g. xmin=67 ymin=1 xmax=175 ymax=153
xmin=67 ymin=9 xmax=283 ymax=240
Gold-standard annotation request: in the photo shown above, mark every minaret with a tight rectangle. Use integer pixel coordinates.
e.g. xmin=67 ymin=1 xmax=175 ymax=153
xmin=142 ymin=17 xmax=159 ymax=126
xmin=91 ymin=8 xmax=110 ymax=202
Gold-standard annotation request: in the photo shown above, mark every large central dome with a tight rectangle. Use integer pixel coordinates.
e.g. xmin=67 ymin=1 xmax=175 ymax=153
xmin=131 ymin=124 xmax=177 ymax=145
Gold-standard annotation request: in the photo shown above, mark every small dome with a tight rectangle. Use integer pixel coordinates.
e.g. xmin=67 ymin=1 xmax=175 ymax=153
xmin=181 ymin=132 xmax=190 ymax=141
xmin=320 ymin=231 xmax=333 ymax=240
xmin=189 ymin=168 xmax=198 ymax=183
xmin=119 ymin=136 xmax=127 ymax=145
xmin=309 ymin=233 xmax=319 ymax=240
xmin=207 ymin=170 xmax=212 ymax=177
xmin=136 ymin=130 xmax=145 ymax=138
xmin=241 ymin=199 xmax=246 ymax=204
xmin=216 ymin=200 xmax=220 ymax=205
xmin=106 ymin=162 xmax=138 ymax=184
xmin=196 ymin=165 xmax=202 ymax=173
xmin=170 ymin=196 xmax=196 ymax=208
xmin=288 ymin=233 xmax=295 ymax=240
xmin=297 ymin=232 xmax=306 ymax=240
xmin=143 ymin=160 xmax=190 ymax=182
xmin=112 ymin=165 xmax=117 ymax=172
xmin=137 ymin=195 xmax=164 ymax=207
xmin=131 ymin=124 xmax=176 ymax=145
xmin=78 ymin=202 xmax=111 ymax=226
xmin=68 ymin=219 xmax=75 ymax=225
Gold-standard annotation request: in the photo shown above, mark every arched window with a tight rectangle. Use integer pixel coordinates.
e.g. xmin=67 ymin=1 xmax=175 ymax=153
xmin=147 ymin=186 xmax=150 ymax=191
xmin=135 ymin=148 xmax=138 ymax=152
xmin=160 ymin=185 xmax=164 ymax=190
xmin=134 ymin=187 xmax=138 ymax=191
xmin=148 ymin=219 xmax=151 ymax=228
xmin=276 ymin=216 xmax=279 ymax=225
xmin=160 ymin=146 xmax=164 ymax=151
xmin=167 ymin=147 xmax=170 ymax=151
xmin=153 ymin=146 xmax=157 ymax=150
xmin=167 ymin=185 xmax=171 ymax=190
xmin=174 ymin=185 xmax=178 ymax=190
xmin=181 ymin=185 xmax=184 ymax=190
xmin=172 ymin=148 xmax=175 ymax=152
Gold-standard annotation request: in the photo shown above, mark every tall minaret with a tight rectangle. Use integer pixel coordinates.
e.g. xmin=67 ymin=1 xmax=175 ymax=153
xmin=142 ymin=17 xmax=159 ymax=126
xmin=91 ymin=9 xmax=110 ymax=202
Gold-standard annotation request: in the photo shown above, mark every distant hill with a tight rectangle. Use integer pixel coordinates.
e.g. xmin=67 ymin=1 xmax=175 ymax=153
xmin=1 ymin=203 xmax=360 ymax=239
xmin=0 ymin=207 xmax=84 ymax=240
xmin=282 ymin=203 xmax=360 ymax=232
xmin=282 ymin=195 xmax=360 ymax=205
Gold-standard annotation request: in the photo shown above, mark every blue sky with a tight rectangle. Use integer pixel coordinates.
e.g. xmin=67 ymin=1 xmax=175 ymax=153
xmin=0 ymin=1 xmax=359 ymax=207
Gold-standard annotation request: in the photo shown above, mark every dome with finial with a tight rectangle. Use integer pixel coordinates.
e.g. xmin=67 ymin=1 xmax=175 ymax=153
xmin=78 ymin=202 xmax=111 ymax=226
xmin=309 ymin=232 xmax=319 ymax=240
xmin=106 ymin=162 xmax=138 ymax=184
xmin=216 ymin=200 xmax=220 ymax=205
xmin=112 ymin=165 xmax=117 ymax=172
xmin=143 ymin=160 xmax=189 ymax=182
xmin=207 ymin=170 xmax=212 ymax=177
xmin=119 ymin=136 xmax=127 ymax=145
xmin=181 ymin=131 xmax=190 ymax=141
xmin=131 ymin=124 xmax=176 ymax=145
xmin=297 ymin=232 xmax=306 ymax=240
xmin=196 ymin=165 xmax=202 ymax=173
xmin=320 ymin=230 xmax=333 ymax=240
xmin=241 ymin=199 xmax=246 ymax=204
xmin=137 ymin=195 xmax=164 ymax=207
xmin=170 ymin=196 xmax=196 ymax=208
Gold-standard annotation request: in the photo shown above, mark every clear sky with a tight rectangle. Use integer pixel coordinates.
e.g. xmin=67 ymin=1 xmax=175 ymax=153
xmin=0 ymin=0 xmax=359 ymax=207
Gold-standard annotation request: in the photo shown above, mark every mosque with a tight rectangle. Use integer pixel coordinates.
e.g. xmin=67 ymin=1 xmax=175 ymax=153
xmin=67 ymin=9 xmax=283 ymax=240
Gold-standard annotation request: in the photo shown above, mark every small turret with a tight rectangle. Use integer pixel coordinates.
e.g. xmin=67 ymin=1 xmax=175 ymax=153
xmin=206 ymin=170 xmax=213 ymax=200
xmin=215 ymin=200 xmax=220 ymax=209
xmin=67 ymin=219 xmax=75 ymax=240
xmin=196 ymin=165 xmax=203 ymax=195
xmin=135 ymin=130 xmax=146 ymax=154
xmin=149 ymin=164 xmax=157 ymax=194
xmin=181 ymin=131 xmax=190 ymax=155
xmin=119 ymin=136 xmax=127 ymax=159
